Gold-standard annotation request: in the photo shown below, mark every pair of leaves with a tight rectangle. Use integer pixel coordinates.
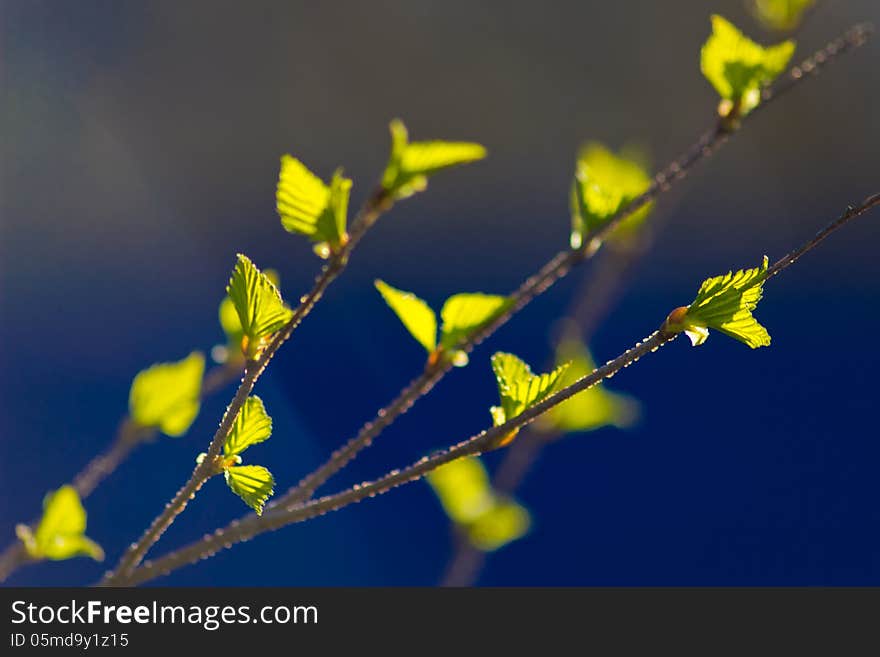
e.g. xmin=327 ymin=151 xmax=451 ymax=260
xmin=570 ymin=143 xmax=652 ymax=249
xmin=701 ymin=15 xmax=796 ymax=118
xmin=375 ymin=280 xmax=510 ymax=364
xmin=276 ymin=156 xmax=352 ymax=258
xmin=381 ymin=119 xmax=487 ymax=200
xmin=426 ymin=456 xmax=530 ymax=552
xmin=535 ymin=339 xmax=640 ymax=435
xmin=199 ymin=396 xmax=275 ymax=515
xmin=16 ymin=486 xmax=103 ymax=562
xmin=489 ymin=353 xmax=569 ymax=446
xmin=670 ymin=256 xmax=771 ymax=349
xmin=226 ymin=255 xmax=294 ymax=359
xmin=749 ymin=0 xmax=814 ymax=32
xmin=129 ymin=351 xmax=205 ymax=437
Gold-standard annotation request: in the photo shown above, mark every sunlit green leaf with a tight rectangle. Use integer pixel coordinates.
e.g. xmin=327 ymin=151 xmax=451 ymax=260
xmin=700 ymin=15 xmax=795 ymax=118
xmin=374 ymin=279 xmax=437 ymax=353
xmin=218 ymin=269 xmax=280 ymax=362
xmin=16 ymin=486 xmax=103 ymax=561
xmin=426 ymin=456 xmax=530 ymax=552
xmin=749 ymin=0 xmax=814 ymax=32
xmin=224 ymin=465 xmax=275 ymax=515
xmin=490 ymin=352 xmax=569 ymax=429
xmin=570 ymin=143 xmax=652 ymax=249
xmin=276 ymin=155 xmax=351 ymax=255
xmin=224 ymin=396 xmax=273 ymax=458
xmin=536 ymin=339 xmax=640 ymax=435
xmin=381 ymin=119 xmax=487 ymax=200
xmin=129 ymin=352 xmax=205 ymax=436
xmin=439 ymin=293 xmax=510 ymax=350
xmin=227 ymin=254 xmax=293 ymax=357
xmin=670 ymin=256 xmax=771 ymax=349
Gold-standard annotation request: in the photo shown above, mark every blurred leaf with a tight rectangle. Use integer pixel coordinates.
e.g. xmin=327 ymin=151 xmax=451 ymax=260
xmin=224 ymin=396 xmax=273 ymax=458
xmin=671 ymin=256 xmax=771 ymax=348
xmin=224 ymin=465 xmax=275 ymax=515
xmin=490 ymin=353 xmax=569 ymax=443
xmin=749 ymin=0 xmax=814 ymax=32
xmin=381 ymin=119 xmax=486 ymax=200
xmin=536 ymin=339 xmax=640 ymax=435
xmin=129 ymin=352 xmax=205 ymax=436
xmin=227 ymin=254 xmax=293 ymax=357
xmin=426 ymin=457 xmax=530 ymax=552
xmin=439 ymin=293 xmax=510 ymax=350
xmin=16 ymin=486 xmax=103 ymax=561
xmin=276 ymin=156 xmax=351 ymax=256
xmin=375 ymin=279 xmax=438 ymax=353
xmin=570 ymin=143 xmax=652 ymax=249
xmin=700 ymin=15 xmax=795 ymax=117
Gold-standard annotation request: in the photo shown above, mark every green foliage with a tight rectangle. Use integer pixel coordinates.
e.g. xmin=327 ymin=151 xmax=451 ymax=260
xmin=570 ymin=143 xmax=653 ymax=249
xmin=375 ymin=280 xmax=508 ymax=365
xmin=276 ymin=155 xmax=352 ymax=258
xmin=700 ymin=15 xmax=795 ymax=119
xmin=489 ymin=352 xmax=569 ymax=446
xmin=218 ymin=268 xmax=281 ymax=363
xmin=227 ymin=254 xmax=294 ymax=359
xmin=535 ymin=338 xmax=640 ymax=435
xmin=426 ymin=456 xmax=530 ymax=552
xmin=749 ymin=0 xmax=814 ymax=32
xmin=16 ymin=486 xmax=103 ymax=562
xmin=200 ymin=396 xmax=275 ymax=514
xmin=381 ymin=119 xmax=487 ymax=200
xmin=128 ymin=352 xmax=205 ymax=437
xmin=669 ymin=256 xmax=771 ymax=349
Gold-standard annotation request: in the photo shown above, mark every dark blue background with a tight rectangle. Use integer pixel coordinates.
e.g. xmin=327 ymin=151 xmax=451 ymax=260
xmin=2 ymin=0 xmax=879 ymax=585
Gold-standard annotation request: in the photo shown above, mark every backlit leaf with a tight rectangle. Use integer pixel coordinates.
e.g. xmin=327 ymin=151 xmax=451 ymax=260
xmin=490 ymin=352 xmax=569 ymax=427
xmin=439 ymin=293 xmax=510 ymax=350
xmin=129 ymin=352 xmax=205 ymax=436
xmin=375 ymin=280 xmax=437 ymax=353
xmin=224 ymin=396 xmax=273 ymax=458
xmin=227 ymin=254 xmax=293 ymax=357
xmin=16 ymin=486 xmax=104 ymax=561
xmin=225 ymin=465 xmax=275 ymax=515
xmin=749 ymin=0 xmax=814 ymax=32
xmin=466 ymin=500 xmax=531 ymax=552
xmin=219 ymin=269 xmax=280 ymax=360
xmin=381 ymin=119 xmax=486 ymax=200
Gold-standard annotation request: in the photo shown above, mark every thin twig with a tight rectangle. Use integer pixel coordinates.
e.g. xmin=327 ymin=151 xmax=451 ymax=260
xmin=123 ymin=190 xmax=880 ymax=586
xmin=99 ymin=189 xmax=394 ymax=585
xmin=265 ymin=23 xmax=873 ymax=511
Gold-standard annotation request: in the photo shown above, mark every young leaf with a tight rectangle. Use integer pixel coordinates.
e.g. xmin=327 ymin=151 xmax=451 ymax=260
xmin=570 ymin=143 xmax=653 ymax=248
xmin=669 ymin=256 xmax=771 ymax=348
xmin=426 ymin=456 xmax=530 ymax=552
xmin=536 ymin=339 xmax=640 ymax=435
xmin=227 ymin=254 xmax=294 ymax=358
xmin=439 ymin=293 xmax=510 ymax=351
xmin=129 ymin=352 xmax=205 ymax=436
xmin=749 ymin=0 xmax=814 ymax=32
xmin=218 ymin=269 xmax=281 ymax=361
xmin=224 ymin=465 xmax=275 ymax=515
xmin=15 ymin=486 xmax=104 ymax=561
xmin=276 ymin=155 xmax=352 ymax=256
xmin=374 ymin=280 xmax=437 ymax=353
xmin=700 ymin=15 xmax=795 ymax=118
xmin=224 ymin=396 xmax=273 ymax=459
xmin=381 ymin=119 xmax=487 ymax=200
xmin=489 ymin=353 xmax=569 ymax=446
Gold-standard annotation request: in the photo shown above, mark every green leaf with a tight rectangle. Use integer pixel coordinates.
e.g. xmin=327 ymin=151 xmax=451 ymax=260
xmin=673 ymin=256 xmax=771 ymax=349
xmin=219 ymin=269 xmax=280 ymax=361
xmin=749 ymin=0 xmax=814 ymax=32
xmin=570 ymin=143 xmax=652 ymax=249
xmin=536 ymin=339 xmax=640 ymax=435
xmin=276 ymin=156 xmax=351 ymax=256
xmin=700 ymin=15 xmax=795 ymax=117
xmin=425 ymin=456 xmax=530 ymax=552
xmin=374 ymin=280 xmax=438 ymax=353
xmin=16 ymin=486 xmax=104 ymax=561
xmin=381 ymin=119 xmax=487 ymax=200
xmin=490 ymin=352 xmax=569 ymax=427
xmin=227 ymin=254 xmax=294 ymax=357
xmin=439 ymin=293 xmax=510 ymax=351
xmin=224 ymin=465 xmax=275 ymax=515
xmin=129 ymin=352 xmax=205 ymax=436
xmin=224 ymin=396 xmax=273 ymax=458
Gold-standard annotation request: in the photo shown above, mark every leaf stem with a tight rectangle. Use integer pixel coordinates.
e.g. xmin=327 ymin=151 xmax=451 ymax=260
xmin=99 ymin=188 xmax=393 ymax=585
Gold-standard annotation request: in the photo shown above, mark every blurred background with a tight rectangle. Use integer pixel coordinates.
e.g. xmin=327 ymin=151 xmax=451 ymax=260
xmin=1 ymin=0 xmax=879 ymax=586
